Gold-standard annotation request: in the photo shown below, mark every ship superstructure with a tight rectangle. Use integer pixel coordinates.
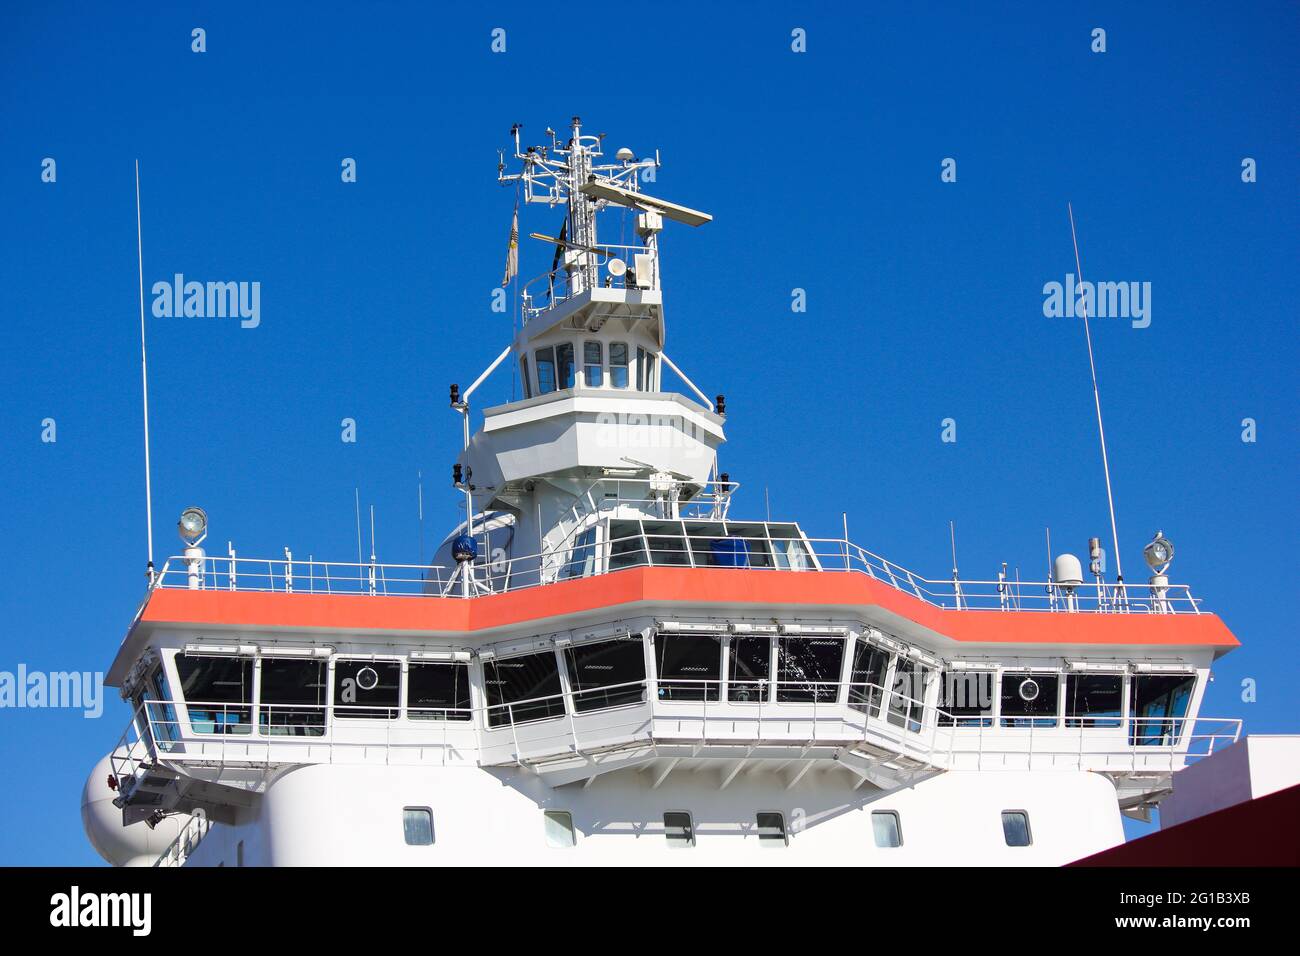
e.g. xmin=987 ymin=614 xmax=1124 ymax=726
xmin=82 ymin=119 xmax=1241 ymax=867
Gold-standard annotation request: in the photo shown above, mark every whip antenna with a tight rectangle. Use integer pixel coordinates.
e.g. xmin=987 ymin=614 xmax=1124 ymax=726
xmin=1067 ymin=203 xmax=1125 ymax=592
xmin=135 ymin=161 xmax=156 ymax=584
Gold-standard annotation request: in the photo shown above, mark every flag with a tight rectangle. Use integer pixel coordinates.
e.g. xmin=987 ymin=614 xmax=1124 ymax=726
xmin=501 ymin=200 xmax=519 ymax=287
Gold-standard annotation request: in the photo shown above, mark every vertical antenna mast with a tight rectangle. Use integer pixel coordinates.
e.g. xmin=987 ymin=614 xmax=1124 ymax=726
xmin=134 ymin=161 xmax=155 ymax=584
xmin=1068 ymin=203 xmax=1125 ymax=590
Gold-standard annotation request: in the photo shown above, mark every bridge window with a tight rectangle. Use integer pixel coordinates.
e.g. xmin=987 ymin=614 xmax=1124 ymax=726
xmin=643 ymin=521 xmax=691 ymax=566
xmin=560 ymin=526 xmax=597 ymax=580
xmin=654 ymin=633 xmax=721 ymax=701
xmin=887 ymin=660 xmax=930 ymax=732
xmin=544 ymin=810 xmax=577 ymax=848
xmin=755 ymin=812 xmax=787 ymax=847
xmin=663 ymin=811 xmax=695 ymax=847
xmin=556 ymin=342 xmax=576 ymax=390
xmin=584 ymin=341 xmax=603 ymax=387
xmin=175 ymin=654 xmax=253 ymax=735
xmin=728 ymin=635 xmax=771 ymax=702
xmin=403 ymin=808 xmax=434 ymax=846
xmin=609 ymin=342 xmax=629 ymax=388
xmin=847 ymin=641 xmax=890 ymax=718
xmin=871 ymin=811 xmax=902 ymax=848
xmin=1130 ymin=673 xmax=1195 ymax=745
xmin=1001 ymin=810 xmax=1032 ymax=847
xmin=1000 ymin=672 xmax=1060 ymax=728
xmin=768 ymin=526 xmax=813 ymax=570
xmin=483 ymin=650 xmax=565 ymax=727
xmin=938 ymin=671 xmax=994 ymax=727
xmin=520 ymin=356 xmax=532 ymax=399
xmin=1066 ymin=673 xmax=1123 ymax=728
xmin=334 ymin=660 xmax=401 ymax=719
xmin=563 ymin=637 xmax=646 ymax=712
xmin=777 ymin=637 xmax=844 ymax=703
xmin=535 ymin=346 xmax=556 ymax=394
xmin=608 ymin=519 xmax=648 ymax=570
xmin=259 ymin=657 xmax=327 ymax=735
xmin=407 ymin=661 xmax=471 ymax=721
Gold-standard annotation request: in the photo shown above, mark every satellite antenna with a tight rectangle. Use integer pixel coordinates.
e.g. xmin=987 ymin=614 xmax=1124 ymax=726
xmin=1067 ymin=203 xmax=1125 ymax=602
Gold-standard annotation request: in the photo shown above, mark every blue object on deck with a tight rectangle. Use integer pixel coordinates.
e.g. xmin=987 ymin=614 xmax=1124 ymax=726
xmin=451 ymin=534 xmax=478 ymax=563
xmin=710 ymin=537 xmax=750 ymax=567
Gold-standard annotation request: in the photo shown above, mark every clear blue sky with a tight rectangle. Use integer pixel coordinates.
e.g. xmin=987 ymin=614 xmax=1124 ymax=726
xmin=0 ymin=2 xmax=1295 ymax=864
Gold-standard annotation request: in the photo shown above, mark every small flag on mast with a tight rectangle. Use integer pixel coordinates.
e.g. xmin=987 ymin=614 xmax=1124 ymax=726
xmin=502 ymin=200 xmax=519 ymax=287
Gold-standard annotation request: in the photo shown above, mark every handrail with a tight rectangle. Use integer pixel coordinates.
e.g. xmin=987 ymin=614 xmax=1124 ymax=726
xmin=117 ymin=682 xmax=1241 ymax=782
xmin=150 ymin=529 xmax=1204 ymax=614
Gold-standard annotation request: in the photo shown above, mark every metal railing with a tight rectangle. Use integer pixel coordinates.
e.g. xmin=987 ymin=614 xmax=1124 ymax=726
xmin=519 ymin=241 xmax=655 ymax=319
xmin=155 ymin=808 xmax=210 ymax=868
xmin=151 ymin=528 xmax=1201 ymax=614
xmin=111 ymin=682 xmax=1240 ymax=794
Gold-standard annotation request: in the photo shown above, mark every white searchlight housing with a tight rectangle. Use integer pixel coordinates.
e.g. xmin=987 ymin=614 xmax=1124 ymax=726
xmin=178 ymin=506 xmax=208 ymax=546
xmin=1143 ymin=531 xmax=1174 ymax=575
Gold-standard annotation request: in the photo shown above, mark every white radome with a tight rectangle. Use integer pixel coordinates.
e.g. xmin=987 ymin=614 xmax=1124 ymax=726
xmin=81 ymin=752 xmax=191 ymax=866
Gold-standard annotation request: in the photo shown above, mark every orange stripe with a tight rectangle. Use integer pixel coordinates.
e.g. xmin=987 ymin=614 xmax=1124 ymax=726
xmin=139 ymin=567 xmax=1240 ymax=648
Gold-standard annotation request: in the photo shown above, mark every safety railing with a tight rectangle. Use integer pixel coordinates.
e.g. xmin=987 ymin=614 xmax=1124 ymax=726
xmin=519 ymin=241 xmax=655 ymax=320
xmin=111 ymin=683 xmax=1240 ymax=794
xmin=154 ymin=808 xmax=210 ymax=868
xmin=151 ymin=528 xmax=1202 ymax=614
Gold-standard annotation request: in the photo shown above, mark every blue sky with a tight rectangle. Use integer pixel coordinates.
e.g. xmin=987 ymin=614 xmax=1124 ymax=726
xmin=0 ymin=2 xmax=1295 ymax=864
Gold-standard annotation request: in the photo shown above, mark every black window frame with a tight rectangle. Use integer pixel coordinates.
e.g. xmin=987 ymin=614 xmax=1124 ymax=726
xmin=175 ymin=653 xmax=254 ymax=735
xmin=333 ymin=659 xmax=401 ymax=720
xmin=776 ymin=636 xmax=845 ymax=704
xmin=563 ymin=637 xmax=647 ymax=713
xmin=483 ymin=649 xmax=566 ymax=727
xmin=654 ymin=632 xmax=722 ymax=702
xmin=406 ymin=660 xmax=472 ymax=721
xmin=258 ymin=656 xmax=328 ymax=736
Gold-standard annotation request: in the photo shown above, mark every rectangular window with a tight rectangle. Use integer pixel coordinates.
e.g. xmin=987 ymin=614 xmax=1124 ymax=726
xmin=559 ymin=526 xmax=597 ymax=580
xmin=755 ymin=812 xmax=787 ymax=847
xmin=644 ymin=351 xmax=657 ymax=391
xmin=334 ymin=660 xmax=401 ymax=720
xmin=1000 ymin=672 xmax=1060 ymax=728
xmin=543 ymin=810 xmax=577 ymax=848
xmin=259 ymin=657 xmax=327 ymax=735
xmin=728 ymin=635 xmax=771 ymax=702
xmin=663 ymin=811 xmax=694 ymax=848
xmin=1002 ymin=810 xmax=1032 ymax=847
xmin=777 ymin=637 xmax=845 ymax=703
xmin=654 ymin=633 xmax=721 ymax=702
xmin=483 ymin=650 xmax=565 ymax=727
xmin=407 ymin=661 xmax=471 ymax=721
xmin=403 ymin=807 xmax=434 ymax=846
xmin=609 ymin=342 xmax=629 ymax=388
xmin=768 ymin=527 xmax=813 ymax=570
xmin=556 ymin=342 xmax=575 ymax=390
xmin=608 ymin=519 xmax=648 ymax=571
xmin=583 ymin=341 xmax=603 ymax=387
xmin=637 ymin=346 xmax=647 ymax=390
xmin=887 ymin=660 xmax=930 ymax=732
xmin=1130 ymin=673 xmax=1196 ymax=745
xmin=535 ymin=346 xmax=557 ymax=394
xmin=871 ymin=811 xmax=902 ymax=848
xmin=642 ymin=520 xmax=691 ymax=566
xmin=175 ymin=654 xmax=253 ymax=735
xmin=847 ymin=641 xmax=890 ymax=718
xmin=1065 ymin=673 xmax=1123 ymax=729
xmin=520 ymin=356 xmax=532 ymax=399
xmin=938 ymin=671 xmax=995 ymax=727
xmin=563 ymin=638 xmax=646 ymax=713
